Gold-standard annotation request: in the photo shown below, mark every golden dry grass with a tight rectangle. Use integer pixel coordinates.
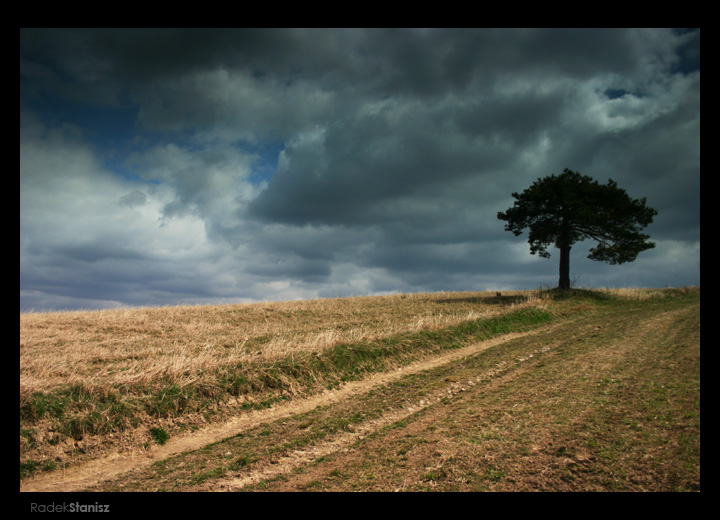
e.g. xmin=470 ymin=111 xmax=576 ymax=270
xmin=20 ymin=290 xmax=543 ymax=398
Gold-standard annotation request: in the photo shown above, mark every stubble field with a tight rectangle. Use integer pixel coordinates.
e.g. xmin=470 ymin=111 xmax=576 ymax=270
xmin=20 ymin=287 xmax=700 ymax=492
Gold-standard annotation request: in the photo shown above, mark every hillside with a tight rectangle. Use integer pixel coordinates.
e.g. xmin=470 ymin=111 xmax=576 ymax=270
xmin=20 ymin=287 xmax=700 ymax=492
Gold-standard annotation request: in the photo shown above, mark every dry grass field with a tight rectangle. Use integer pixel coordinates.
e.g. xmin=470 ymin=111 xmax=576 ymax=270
xmin=20 ymin=287 xmax=700 ymax=492
xmin=21 ymin=290 xmax=547 ymax=397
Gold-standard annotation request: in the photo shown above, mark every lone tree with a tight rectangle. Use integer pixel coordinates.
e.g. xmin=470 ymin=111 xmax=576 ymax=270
xmin=497 ymin=168 xmax=658 ymax=290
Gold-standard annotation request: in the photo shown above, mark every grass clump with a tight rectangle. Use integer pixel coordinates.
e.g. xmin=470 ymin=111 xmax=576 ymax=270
xmin=150 ymin=427 xmax=170 ymax=445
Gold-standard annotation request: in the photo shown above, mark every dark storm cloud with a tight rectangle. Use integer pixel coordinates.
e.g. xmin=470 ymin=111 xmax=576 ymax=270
xmin=245 ymin=100 xmax=529 ymax=227
xmin=20 ymin=28 xmax=700 ymax=311
xmin=21 ymin=29 xmax=300 ymax=89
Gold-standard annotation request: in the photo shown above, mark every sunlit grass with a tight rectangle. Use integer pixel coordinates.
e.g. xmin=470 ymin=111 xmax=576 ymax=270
xmin=20 ymin=291 xmax=543 ymax=397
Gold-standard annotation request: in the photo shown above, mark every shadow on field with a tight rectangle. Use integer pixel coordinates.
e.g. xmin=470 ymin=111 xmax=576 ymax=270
xmin=434 ymin=288 xmax=613 ymax=307
xmin=540 ymin=288 xmax=613 ymax=301
xmin=434 ymin=295 xmax=529 ymax=306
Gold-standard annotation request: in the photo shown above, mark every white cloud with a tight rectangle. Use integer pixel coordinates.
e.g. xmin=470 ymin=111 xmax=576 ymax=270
xmin=20 ymin=120 xmax=241 ymax=309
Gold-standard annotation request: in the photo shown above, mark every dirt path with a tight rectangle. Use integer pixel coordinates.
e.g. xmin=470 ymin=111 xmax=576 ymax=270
xmin=20 ymin=329 xmax=542 ymax=492
xmin=204 ymin=332 xmax=552 ymax=491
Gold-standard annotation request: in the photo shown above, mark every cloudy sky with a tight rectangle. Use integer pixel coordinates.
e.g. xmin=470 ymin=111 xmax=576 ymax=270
xmin=20 ymin=28 xmax=700 ymax=311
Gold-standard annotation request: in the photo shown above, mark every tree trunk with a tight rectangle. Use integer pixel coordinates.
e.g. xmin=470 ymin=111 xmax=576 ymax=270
xmin=557 ymin=207 xmax=573 ymax=290
xmin=558 ymin=243 xmax=571 ymax=290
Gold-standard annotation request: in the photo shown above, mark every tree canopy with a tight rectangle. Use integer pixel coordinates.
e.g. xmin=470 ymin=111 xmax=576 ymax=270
xmin=497 ymin=168 xmax=658 ymax=289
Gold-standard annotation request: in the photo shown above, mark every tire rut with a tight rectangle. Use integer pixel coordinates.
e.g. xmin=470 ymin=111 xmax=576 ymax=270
xmin=199 ymin=329 xmax=561 ymax=491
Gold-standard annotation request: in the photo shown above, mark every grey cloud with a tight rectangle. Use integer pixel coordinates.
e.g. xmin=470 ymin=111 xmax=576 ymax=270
xmin=22 ymin=29 xmax=689 ymax=130
xmin=452 ymin=90 xmax=567 ymax=144
xmin=118 ymin=189 xmax=147 ymax=208
xmin=55 ymin=242 xmax=148 ymax=264
xmin=243 ymin=256 xmax=332 ymax=282
xmin=246 ymin=100 xmax=523 ymax=227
